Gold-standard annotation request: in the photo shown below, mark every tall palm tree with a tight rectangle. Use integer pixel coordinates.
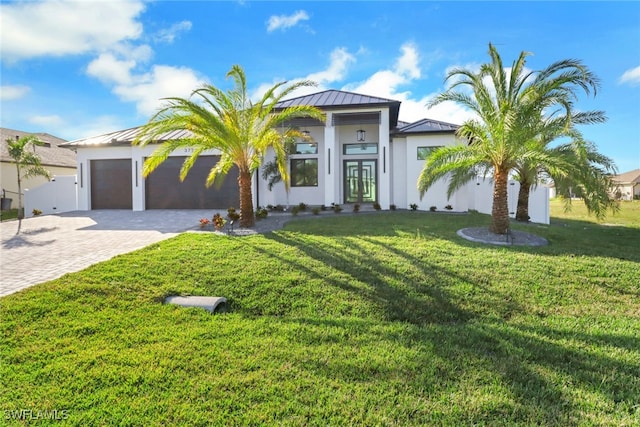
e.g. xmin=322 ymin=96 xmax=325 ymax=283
xmin=134 ymin=65 xmax=324 ymax=227
xmin=6 ymin=135 xmax=51 ymax=222
xmin=419 ymin=43 xmax=602 ymax=234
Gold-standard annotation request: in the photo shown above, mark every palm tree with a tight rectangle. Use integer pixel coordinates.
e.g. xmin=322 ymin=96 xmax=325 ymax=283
xmin=419 ymin=43 xmax=602 ymax=234
xmin=134 ymin=65 xmax=324 ymax=227
xmin=550 ymin=137 xmax=619 ymax=218
xmin=513 ymin=111 xmax=617 ymax=221
xmin=6 ymin=134 xmax=51 ymax=221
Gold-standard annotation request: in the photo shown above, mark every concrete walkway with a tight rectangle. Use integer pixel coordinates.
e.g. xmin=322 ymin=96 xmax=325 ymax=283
xmin=0 ymin=210 xmax=214 ymax=298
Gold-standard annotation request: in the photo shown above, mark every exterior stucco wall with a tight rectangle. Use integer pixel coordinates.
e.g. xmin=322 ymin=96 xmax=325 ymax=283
xmin=75 ymin=145 xmax=226 ymax=211
xmin=611 ymin=183 xmax=640 ymax=200
xmin=258 ymin=107 xmax=391 ymax=209
xmin=395 ymin=133 xmax=469 ymax=211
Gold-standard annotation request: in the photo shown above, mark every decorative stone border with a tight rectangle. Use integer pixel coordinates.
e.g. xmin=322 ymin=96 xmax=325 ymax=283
xmin=457 ymin=227 xmax=548 ymax=247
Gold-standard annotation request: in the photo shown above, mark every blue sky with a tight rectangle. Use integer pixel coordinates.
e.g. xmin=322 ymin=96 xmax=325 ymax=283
xmin=1 ymin=1 xmax=639 ymax=172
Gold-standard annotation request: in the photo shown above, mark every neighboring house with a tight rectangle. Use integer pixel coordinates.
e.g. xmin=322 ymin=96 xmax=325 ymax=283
xmin=610 ymin=169 xmax=640 ymax=200
xmin=0 ymin=127 xmax=76 ymax=207
xmin=62 ymin=89 xmax=470 ymax=212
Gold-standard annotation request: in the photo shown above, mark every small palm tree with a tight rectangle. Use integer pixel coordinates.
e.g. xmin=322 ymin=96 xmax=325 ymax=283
xmin=5 ymin=135 xmax=51 ymax=221
xmin=134 ymin=65 xmax=325 ymax=227
xmin=420 ymin=43 xmax=604 ymax=234
xmin=513 ymin=111 xmax=617 ymax=221
xmin=550 ymin=137 xmax=619 ymax=217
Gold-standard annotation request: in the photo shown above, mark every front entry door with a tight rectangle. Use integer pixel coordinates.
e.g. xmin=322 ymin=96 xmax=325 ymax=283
xmin=344 ymin=160 xmax=377 ymax=203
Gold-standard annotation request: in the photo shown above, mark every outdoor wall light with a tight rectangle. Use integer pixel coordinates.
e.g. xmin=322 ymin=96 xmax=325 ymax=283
xmin=356 ymin=129 xmax=366 ymax=142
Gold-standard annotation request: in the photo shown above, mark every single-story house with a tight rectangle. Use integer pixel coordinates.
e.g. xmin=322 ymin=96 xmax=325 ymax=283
xmin=61 ymin=89 xmax=474 ymax=213
xmin=1 ymin=127 xmax=76 ymax=208
xmin=610 ymin=169 xmax=640 ymax=200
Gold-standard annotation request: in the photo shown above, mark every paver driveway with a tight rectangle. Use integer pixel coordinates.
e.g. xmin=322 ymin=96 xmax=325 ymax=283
xmin=0 ymin=210 xmax=212 ymax=297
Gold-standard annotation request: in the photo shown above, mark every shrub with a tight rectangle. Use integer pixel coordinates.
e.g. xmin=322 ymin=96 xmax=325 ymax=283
xmin=298 ymin=202 xmax=308 ymax=211
xmin=320 ymin=205 xmax=327 ymax=211
xmin=212 ymin=213 xmax=225 ymax=230
xmin=410 ymin=203 xmax=418 ymax=211
xmin=32 ymin=209 xmax=43 ymax=216
xmin=445 ymin=204 xmax=453 ymax=210
xmin=353 ymin=203 xmax=360 ymax=213
xmin=390 ymin=204 xmax=396 ymax=211
xmin=291 ymin=205 xmax=301 ymax=216
xmin=199 ymin=218 xmax=210 ymax=229
xmin=227 ymin=207 xmax=240 ymax=222
xmin=429 ymin=206 xmax=437 ymax=212
xmin=373 ymin=202 xmax=381 ymax=211
xmin=255 ymin=207 xmax=268 ymax=219
xmin=332 ymin=204 xmax=343 ymax=213
xmin=311 ymin=207 xmax=320 ymax=215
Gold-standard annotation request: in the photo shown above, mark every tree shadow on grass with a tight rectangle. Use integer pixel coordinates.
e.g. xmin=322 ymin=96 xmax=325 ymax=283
xmin=256 ymin=231 xmax=477 ymax=325
xmin=276 ymin=315 xmax=639 ymax=424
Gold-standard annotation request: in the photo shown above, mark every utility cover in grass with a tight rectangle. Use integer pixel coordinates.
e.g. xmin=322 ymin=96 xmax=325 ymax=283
xmin=165 ymin=296 xmax=228 ymax=313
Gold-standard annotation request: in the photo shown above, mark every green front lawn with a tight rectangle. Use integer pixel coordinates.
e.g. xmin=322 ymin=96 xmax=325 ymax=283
xmin=550 ymin=198 xmax=640 ymax=228
xmin=1 ymin=212 xmax=638 ymax=425
xmin=0 ymin=208 xmax=18 ymax=222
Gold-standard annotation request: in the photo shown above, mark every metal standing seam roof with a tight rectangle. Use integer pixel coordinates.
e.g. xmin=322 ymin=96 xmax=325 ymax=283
xmin=393 ymin=118 xmax=459 ymax=135
xmin=275 ymin=89 xmax=400 ymax=109
xmin=61 ymin=91 xmax=461 ymax=148
xmin=60 ymin=126 xmax=194 ymax=147
xmin=275 ymin=89 xmax=402 ymax=128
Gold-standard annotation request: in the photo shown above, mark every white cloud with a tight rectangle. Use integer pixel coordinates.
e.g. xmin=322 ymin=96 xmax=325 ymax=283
xmin=86 ymin=43 xmax=203 ymax=116
xmin=266 ymin=10 xmax=309 ymax=32
xmin=154 ymin=20 xmax=192 ymax=44
xmin=28 ymin=114 xmax=64 ymax=127
xmin=251 ymin=47 xmax=356 ymax=101
xmin=0 ymin=85 xmax=31 ymax=100
xmin=0 ymin=0 xmax=145 ymax=62
xmin=113 ymin=65 xmax=206 ymax=116
xmin=251 ymin=42 xmax=471 ymax=126
xmin=619 ymin=66 xmax=640 ymax=85
xmin=87 ymin=53 xmax=137 ymax=85
xmin=306 ymin=47 xmax=355 ymax=85
xmin=346 ymin=42 xmax=421 ymax=99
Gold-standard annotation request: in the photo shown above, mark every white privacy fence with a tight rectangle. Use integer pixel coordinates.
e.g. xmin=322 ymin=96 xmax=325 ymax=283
xmin=24 ymin=175 xmax=78 ymax=218
xmin=469 ymin=179 xmax=549 ymax=224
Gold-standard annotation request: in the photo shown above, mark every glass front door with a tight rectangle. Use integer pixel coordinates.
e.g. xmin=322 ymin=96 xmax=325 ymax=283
xmin=344 ymin=160 xmax=377 ymax=203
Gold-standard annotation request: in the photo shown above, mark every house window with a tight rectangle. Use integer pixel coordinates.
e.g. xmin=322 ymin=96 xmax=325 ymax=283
xmin=343 ymin=143 xmax=378 ymax=155
xmin=293 ymin=142 xmax=317 ymax=155
xmin=291 ymin=159 xmax=318 ymax=187
xmin=417 ymin=146 xmax=442 ymax=160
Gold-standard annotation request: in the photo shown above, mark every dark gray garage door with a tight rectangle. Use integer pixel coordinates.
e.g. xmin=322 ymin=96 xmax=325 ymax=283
xmin=145 ymin=156 xmax=239 ymax=209
xmin=91 ymin=159 xmax=133 ymax=209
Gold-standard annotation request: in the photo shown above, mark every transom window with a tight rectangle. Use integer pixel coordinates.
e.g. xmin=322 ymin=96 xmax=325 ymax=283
xmin=417 ymin=146 xmax=442 ymax=160
xmin=293 ymin=142 xmax=317 ymax=155
xmin=343 ymin=143 xmax=378 ymax=155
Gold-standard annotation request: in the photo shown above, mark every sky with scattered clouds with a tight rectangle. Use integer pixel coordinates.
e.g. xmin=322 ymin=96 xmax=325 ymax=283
xmin=1 ymin=1 xmax=639 ymax=172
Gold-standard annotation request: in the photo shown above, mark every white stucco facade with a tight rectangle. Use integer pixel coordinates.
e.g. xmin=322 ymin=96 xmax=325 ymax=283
xmin=62 ymin=89 xmax=550 ymax=224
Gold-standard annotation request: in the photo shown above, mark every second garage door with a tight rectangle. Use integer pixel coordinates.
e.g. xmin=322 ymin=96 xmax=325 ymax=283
xmin=145 ymin=156 xmax=239 ymax=209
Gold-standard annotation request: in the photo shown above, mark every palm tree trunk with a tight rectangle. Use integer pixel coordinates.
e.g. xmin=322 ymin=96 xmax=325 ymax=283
xmin=490 ymin=169 xmax=510 ymax=234
xmin=515 ymin=180 xmax=531 ymax=222
xmin=238 ymin=170 xmax=255 ymax=228
xmin=16 ymin=163 xmax=24 ymax=221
